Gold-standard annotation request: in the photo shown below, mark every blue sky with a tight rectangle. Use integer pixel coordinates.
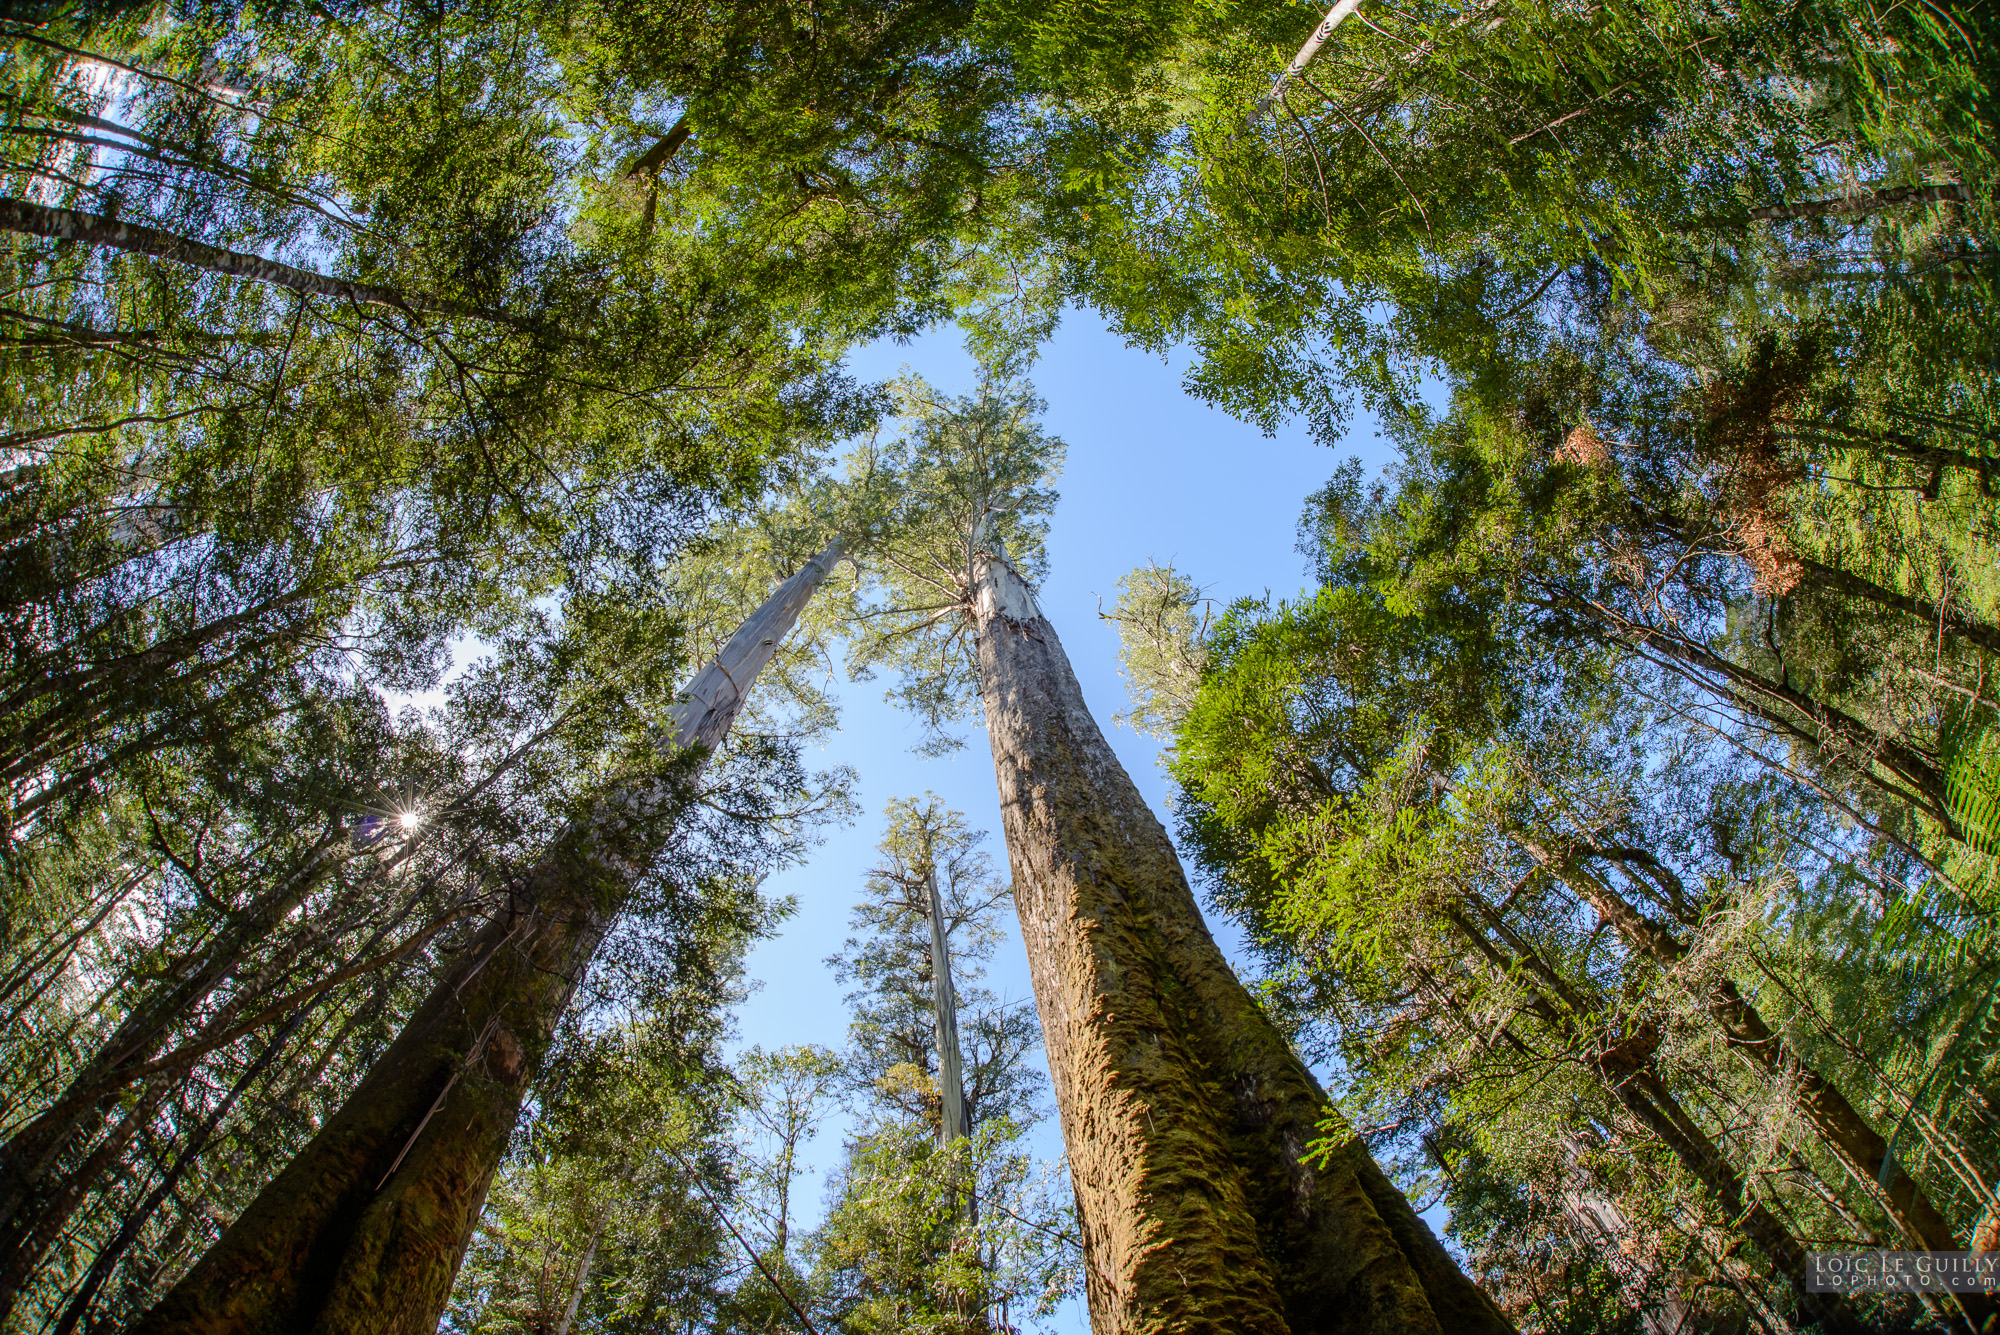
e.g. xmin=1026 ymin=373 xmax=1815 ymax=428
xmin=730 ymin=307 xmax=1414 ymax=1324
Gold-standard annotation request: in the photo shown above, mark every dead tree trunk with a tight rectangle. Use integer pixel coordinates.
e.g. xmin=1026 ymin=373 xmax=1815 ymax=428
xmin=969 ymin=548 xmax=1511 ymax=1335
xmin=132 ymin=541 xmax=842 ymax=1335
xmin=923 ymin=836 xmax=970 ymax=1147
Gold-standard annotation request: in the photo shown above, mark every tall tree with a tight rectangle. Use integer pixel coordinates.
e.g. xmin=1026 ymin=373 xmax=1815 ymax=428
xmin=132 ymin=540 xmax=844 ymax=1334
xmin=1136 ymin=465 xmax=1999 ymax=1330
xmin=847 ymin=371 xmax=1512 ymax=1333
xmin=814 ymin=796 xmax=1073 ymax=1333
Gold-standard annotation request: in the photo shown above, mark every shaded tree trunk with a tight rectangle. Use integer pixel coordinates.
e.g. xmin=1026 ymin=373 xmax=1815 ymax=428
xmin=969 ymin=548 xmax=1511 ymax=1335
xmin=132 ymin=541 xmax=842 ymax=1335
xmin=1439 ymin=904 xmax=1862 ymax=1333
xmin=1791 ymin=553 xmax=2000 ymax=656
xmin=0 ymin=199 xmax=513 ymax=324
xmin=0 ymin=829 xmax=349 ymax=1291
xmin=1691 ymin=182 xmax=1967 ymax=227
xmin=1559 ymin=588 xmax=1963 ymax=838
xmin=1531 ymin=839 xmax=1971 ymax=1266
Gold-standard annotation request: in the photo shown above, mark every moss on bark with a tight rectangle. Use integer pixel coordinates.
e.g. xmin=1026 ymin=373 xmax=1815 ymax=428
xmin=971 ymin=552 xmax=1512 ymax=1335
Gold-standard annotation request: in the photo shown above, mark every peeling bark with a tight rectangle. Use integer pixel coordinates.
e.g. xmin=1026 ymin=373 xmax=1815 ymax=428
xmin=970 ymin=549 xmax=1510 ymax=1334
xmin=132 ymin=542 xmax=842 ymax=1335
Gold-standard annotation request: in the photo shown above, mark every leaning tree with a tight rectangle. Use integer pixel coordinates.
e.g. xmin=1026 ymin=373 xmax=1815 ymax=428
xmin=132 ymin=537 xmax=845 ymax=1334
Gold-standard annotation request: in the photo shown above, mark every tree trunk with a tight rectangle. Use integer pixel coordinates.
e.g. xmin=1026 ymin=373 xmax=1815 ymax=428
xmin=1245 ymin=0 xmax=1368 ymax=128
xmin=969 ymin=549 xmax=1511 ymax=1335
xmin=0 ymin=198 xmax=509 ymax=324
xmin=48 ymin=996 xmax=329 ymax=1335
xmin=1792 ymin=553 xmax=2000 ymax=656
xmin=1529 ymin=839 xmax=1972 ymax=1267
xmin=1553 ymin=1134 xmax=1690 ymax=1335
xmin=1440 ymin=904 xmax=1862 ymax=1333
xmin=1603 ymin=1065 xmax=1860 ymax=1333
xmin=551 ymin=1218 xmax=604 ymax=1335
xmin=1568 ymin=591 xmax=1963 ymax=838
xmin=132 ymin=541 xmax=842 ymax=1335
xmin=923 ymin=842 xmax=970 ymax=1147
xmin=0 ymin=830 xmax=348 ymax=1272
xmin=1690 ymin=182 xmax=1967 ymax=227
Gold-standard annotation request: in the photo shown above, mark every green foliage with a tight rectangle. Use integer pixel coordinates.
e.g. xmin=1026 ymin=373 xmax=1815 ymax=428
xmin=1103 ymin=561 xmax=1212 ymax=742
xmin=1941 ymin=710 xmax=2000 ymax=857
xmin=843 ymin=371 xmax=1065 ymax=752
xmin=1143 ymin=345 xmax=2000 ymax=1325
xmin=807 ymin=798 xmax=1077 ymax=1333
xmin=809 ymin=1120 xmax=1078 ymax=1335
xmin=830 ymin=796 xmax=1041 ymax=1133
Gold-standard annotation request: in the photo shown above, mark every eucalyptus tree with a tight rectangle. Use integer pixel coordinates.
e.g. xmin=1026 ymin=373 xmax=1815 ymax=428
xmin=845 ymin=372 xmax=1510 ymax=1333
xmin=129 ymin=535 xmax=845 ymax=1334
xmin=832 ymin=795 xmax=1025 ymax=1146
xmin=813 ymin=796 xmax=1072 ymax=1334
xmin=809 ymin=1105 xmax=1078 ymax=1335
xmin=1136 ymin=474 xmax=1999 ymax=1331
xmin=0 ymin=548 xmax=845 ymax=1330
xmin=0 ymin=0 xmax=1043 ymax=1318
xmin=445 ymin=912 xmax=763 ymax=1335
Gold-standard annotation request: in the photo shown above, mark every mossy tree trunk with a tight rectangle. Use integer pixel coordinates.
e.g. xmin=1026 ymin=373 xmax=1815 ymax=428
xmin=132 ymin=542 xmax=842 ymax=1335
xmin=969 ymin=549 xmax=1512 ymax=1335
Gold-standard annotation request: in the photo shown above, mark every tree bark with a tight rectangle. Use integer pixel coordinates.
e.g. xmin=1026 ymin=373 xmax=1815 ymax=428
xmin=1526 ymin=841 xmax=1981 ymax=1298
xmin=132 ymin=541 xmax=842 ymax=1335
xmin=1245 ymin=0 xmax=1368 ymax=129
xmin=969 ymin=548 xmax=1511 ymax=1335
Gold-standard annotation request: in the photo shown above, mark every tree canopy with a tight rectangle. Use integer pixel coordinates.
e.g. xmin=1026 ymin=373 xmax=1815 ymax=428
xmin=2 ymin=0 xmax=1994 ymax=1327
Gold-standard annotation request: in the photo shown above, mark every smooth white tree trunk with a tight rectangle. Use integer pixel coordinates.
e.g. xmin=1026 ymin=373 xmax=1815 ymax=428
xmin=923 ymin=845 xmax=970 ymax=1146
